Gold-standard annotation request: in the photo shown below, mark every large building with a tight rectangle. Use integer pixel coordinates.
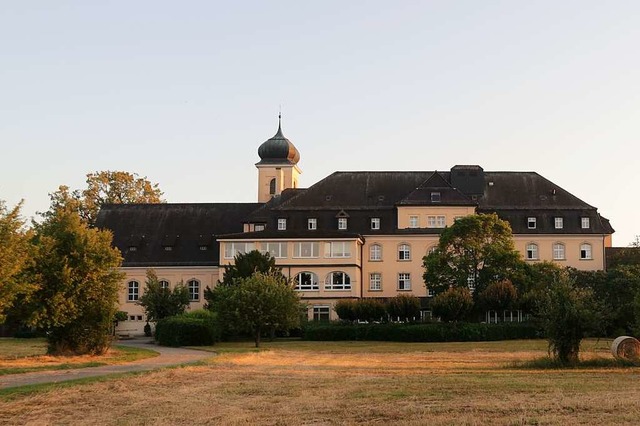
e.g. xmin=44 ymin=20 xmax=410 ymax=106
xmin=97 ymin=118 xmax=614 ymax=335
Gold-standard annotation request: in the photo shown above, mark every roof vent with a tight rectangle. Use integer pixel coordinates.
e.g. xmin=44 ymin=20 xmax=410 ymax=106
xmin=325 ymin=195 xmax=332 ymax=201
xmin=378 ymin=195 xmax=385 ymax=202
xmin=488 ymin=182 xmax=494 ymax=186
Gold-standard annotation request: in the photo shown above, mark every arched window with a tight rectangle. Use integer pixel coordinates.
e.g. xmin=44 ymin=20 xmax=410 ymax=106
xmin=127 ymin=280 xmax=139 ymax=301
xmin=427 ymin=246 xmax=437 ymax=255
xmin=580 ymin=243 xmax=592 ymax=260
xmin=269 ymin=178 xmax=276 ymax=195
xmin=295 ymin=272 xmax=319 ymax=291
xmin=369 ymin=244 xmax=382 ymax=261
xmin=553 ymin=243 xmax=565 ymax=260
xmin=398 ymin=244 xmax=411 ymax=261
xmin=159 ymin=279 xmax=170 ymax=289
xmin=187 ymin=279 xmax=200 ymax=301
xmin=325 ymin=271 xmax=351 ymax=290
xmin=526 ymin=243 xmax=538 ymax=260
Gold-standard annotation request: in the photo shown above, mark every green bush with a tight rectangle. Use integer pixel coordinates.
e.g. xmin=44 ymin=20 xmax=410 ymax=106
xmin=155 ymin=310 xmax=221 ymax=347
xmin=302 ymin=322 xmax=540 ymax=342
xmin=334 ymin=300 xmax=358 ymax=322
xmin=386 ymin=294 xmax=421 ymax=322
xmin=356 ymin=299 xmax=386 ymax=322
xmin=431 ymin=287 xmax=474 ymax=322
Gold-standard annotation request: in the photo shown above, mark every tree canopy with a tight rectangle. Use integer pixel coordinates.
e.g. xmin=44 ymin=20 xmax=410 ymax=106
xmin=47 ymin=170 xmax=164 ymax=225
xmin=423 ymin=213 xmax=524 ymax=297
xmin=138 ymin=269 xmax=190 ymax=323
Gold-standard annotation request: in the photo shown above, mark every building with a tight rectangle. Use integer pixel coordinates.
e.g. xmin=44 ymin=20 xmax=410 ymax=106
xmin=96 ymin=118 xmax=614 ymax=334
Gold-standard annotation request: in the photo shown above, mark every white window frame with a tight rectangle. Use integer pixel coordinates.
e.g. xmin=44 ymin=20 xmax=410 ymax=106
xmin=398 ymin=243 xmax=411 ymax=261
xmin=295 ymin=272 xmax=319 ymax=291
xmin=580 ymin=243 xmax=592 ymax=260
xmin=398 ymin=273 xmax=411 ymax=291
xmin=325 ymin=271 xmax=351 ymax=291
xmin=187 ymin=279 xmax=200 ymax=301
xmin=127 ymin=280 xmax=139 ymax=301
xmin=370 ymin=217 xmax=380 ymax=230
xmin=159 ymin=279 xmax=169 ymax=290
xmin=312 ymin=305 xmax=330 ymax=321
xmin=430 ymin=192 xmax=441 ymax=202
xmin=338 ymin=218 xmax=348 ymax=230
xmin=526 ymin=243 xmax=538 ymax=260
xmin=293 ymin=242 xmax=320 ymax=258
xmin=553 ymin=243 xmax=565 ymax=260
xmin=554 ymin=217 xmax=563 ymax=229
xmin=369 ymin=273 xmax=382 ymax=291
xmin=255 ymin=224 xmax=265 ymax=231
xmin=261 ymin=241 xmax=287 ymax=258
xmin=224 ymin=242 xmax=256 ymax=259
xmin=581 ymin=217 xmax=590 ymax=229
xmin=325 ymin=241 xmax=351 ymax=258
xmin=409 ymin=216 xmax=419 ymax=228
xmin=277 ymin=218 xmax=287 ymax=230
xmin=528 ymin=217 xmax=537 ymax=229
xmin=436 ymin=216 xmax=446 ymax=228
xmin=369 ymin=244 xmax=382 ymax=261
xmin=308 ymin=218 xmax=317 ymax=230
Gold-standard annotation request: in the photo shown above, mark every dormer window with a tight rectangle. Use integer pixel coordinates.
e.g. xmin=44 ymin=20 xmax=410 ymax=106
xmin=371 ymin=218 xmax=380 ymax=230
xmin=338 ymin=218 xmax=347 ymax=230
xmin=528 ymin=217 xmax=537 ymax=229
xmin=555 ymin=217 xmax=563 ymax=229
xmin=164 ymin=246 xmax=173 ymax=251
xmin=431 ymin=192 xmax=441 ymax=202
xmin=278 ymin=218 xmax=287 ymax=230
xmin=581 ymin=217 xmax=590 ymax=229
xmin=128 ymin=246 xmax=137 ymax=252
xmin=409 ymin=216 xmax=419 ymax=228
xmin=199 ymin=245 xmax=208 ymax=251
xmin=255 ymin=224 xmax=265 ymax=231
xmin=308 ymin=218 xmax=317 ymax=230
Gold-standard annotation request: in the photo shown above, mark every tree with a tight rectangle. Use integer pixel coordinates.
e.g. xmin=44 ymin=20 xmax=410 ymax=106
xmin=210 ymin=272 xmax=301 ymax=347
xmin=28 ymin=206 xmax=123 ymax=355
xmin=137 ymin=269 xmax=190 ymax=323
xmin=430 ymin=287 xmax=474 ymax=322
xmin=47 ymin=171 xmax=164 ymax=226
xmin=537 ymin=272 xmax=602 ymax=365
xmin=0 ymin=200 xmax=35 ymax=323
xmin=386 ymin=294 xmax=421 ymax=322
xmin=423 ymin=213 xmax=524 ymax=298
xmin=479 ymin=279 xmax=518 ymax=312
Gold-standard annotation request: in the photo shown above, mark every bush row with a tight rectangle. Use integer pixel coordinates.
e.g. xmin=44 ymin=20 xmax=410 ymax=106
xmin=155 ymin=310 xmax=221 ymax=347
xmin=302 ymin=322 xmax=542 ymax=342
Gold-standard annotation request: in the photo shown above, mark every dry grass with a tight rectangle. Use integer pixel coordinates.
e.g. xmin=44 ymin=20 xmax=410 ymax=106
xmin=0 ymin=338 xmax=157 ymax=375
xmin=2 ymin=338 xmax=639 ymax=425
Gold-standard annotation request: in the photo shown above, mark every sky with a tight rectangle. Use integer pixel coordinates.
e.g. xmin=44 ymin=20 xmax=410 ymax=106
xmin=1 ymin=1 xmax=638 ymax=245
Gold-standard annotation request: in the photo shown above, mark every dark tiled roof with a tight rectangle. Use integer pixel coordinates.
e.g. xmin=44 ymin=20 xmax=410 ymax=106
xmin=398 ymin=172 xmax=475 ymax=206
xmin=95 ymin=203 xmax=261 ymax=267
xmin=246 ymin=188 xmax=306 ymax=222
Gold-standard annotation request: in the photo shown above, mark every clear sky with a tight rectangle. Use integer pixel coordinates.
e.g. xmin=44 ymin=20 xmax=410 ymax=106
xmin=1 ymin=1 xmax=638 ymax=245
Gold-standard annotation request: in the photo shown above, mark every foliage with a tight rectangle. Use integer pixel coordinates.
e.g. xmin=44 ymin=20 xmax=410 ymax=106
xmin=334 ymin=300 xmax=358 ymax=322
xmin=537 ymin=272 xmax=602 ymax=365
xmin=209 ymin=272 xmax=301 ymax=347
xmin=114 ymin=311 xmax=128 ymax=322
xmin=514 ymin=262 xmax=566 ymax=313
xmin=27 ymin=206 xmax=123 ymax=355
xmin=154 ymin=310 xmax=220 ymax=347
xmin=137 ymin=269 xmax=190 ymax=323
xmin=46 ymin=171 xmax=164 ymax=226
xmin=0 ymin=200 xmax=35 ymax=323
xmin=386 ymin=294 xmax=421 ymax=322
xmin=335 ymin=299 xmax=386 ymax=322
xmin=144 ymin=322 xmax=152 ymax=337
xmin=479 ymin=279 xmax=518 ymax=311
xmin=423 ymin=213 xmax=524 ymax=298
xmin=431 ymin=287 xmax=474 ymax=323
xmin=302 ymin=322 xmax=540 ymax=342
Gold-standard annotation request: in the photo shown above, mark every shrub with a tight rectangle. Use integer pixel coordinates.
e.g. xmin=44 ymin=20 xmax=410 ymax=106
xmin=386 ymin=294 xmax=421 ymax=322
xmin=334 ymin=300 xmax=358 ymax=322
xmin=479 ymin=279 xmax=517 ymax=311
xmin=431 ymin=287 xmax=474 ymax=322
xmin=155 ymin=310 xmax=220 ymax=347
xmin=356 ymin=299 xmax=386 ymax=322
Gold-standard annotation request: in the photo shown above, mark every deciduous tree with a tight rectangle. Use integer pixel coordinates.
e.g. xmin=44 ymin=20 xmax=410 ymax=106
xmin=138 ymin=269 xmax=190 ymax=323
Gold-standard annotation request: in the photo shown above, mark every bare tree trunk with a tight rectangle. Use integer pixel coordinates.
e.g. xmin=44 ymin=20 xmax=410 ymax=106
xmin=254 ymin=327 xmax=261 ymax=348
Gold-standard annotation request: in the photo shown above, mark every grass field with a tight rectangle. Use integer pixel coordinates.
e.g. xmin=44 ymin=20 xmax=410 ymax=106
xmin=2 ymin=338 xmax=640 ymax=425
xmin=0 ymin=338 xmax=158 ymax=375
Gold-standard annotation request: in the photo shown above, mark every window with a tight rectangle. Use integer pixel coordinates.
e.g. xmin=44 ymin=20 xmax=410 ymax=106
xmin=269 ymin=178 xmax=276 ymax=195
xmin=159 ymin=280 xmax=169 ymax=289
xmin=338 ymin=218 xmax=348 ymax=230
xmin=127 ymin=281 xmax=139 ymax=301
xmin=581 ymin=217 xmax=590 ymax=229
xmin=398 ymin=244 xmax=411 ymax=261
xmin=128 ymin=246 xmax=137 ymax=252
xmin=370 ymin=217 xmax=380 ymax=230
xmin=454 ymin=216 xmax=463 ymax=222
xmin=427 ymin=216 xmax=446 ymax=228
xmin=427 ymin=246 xmax=437 ymax=255
xmin=553 ymin=243 xmax=565 ymax=260
xmin=526 ymin=243 xmax=538 ymax=260
xmin=427 ymin=288 xmax=435 ymax=297
xmin=325 ymin=271 xmax=351 ymax=290
xmin=164 ymin=246 xmax=173 ymax=251
xmin=325 ymin=241 xmax=351 ymax=258
xmin=398 ymin=273 xmax=411 ymax=291
xmin=369 ymin=273 xmax=382 ymax=291
xmin=369 ymin=244 xmax=382 ymax=261
xmin=293 ymin=242 xmax=320 ymax=258
xmin=409 ymin=216 xmax=419 ymax=228
xmin=188 ymin=279 xmax=200 ymax=301
xmin=224 ymin=242 xmax=256 ymax=259
xmin=313 ymin=306 xmax=330 ymax=321
xmin=200 ymin=245 xmax=209 ymax=251
xmin=431 ymin=192 xmax=441 ymax=202
xmin=295 ymin=272 xmax=319 ymax=291
xmin=261 ymin=241 xmax=287 ymax=258
xmin=467 ymin=274 xmax=476 ymax=293
xmin=308 ymin=218 xmax=317 ymax=230
xmin=277 ymin=218 xmax=287 ymax=230
xmin=528 ymin=217 xmax=537 ymax=229
xmin=555 ymin=217 xmax=564 ymax=229
xmin=580 ymin=243 xmax=592 ymax=260
xmin=255 ymin=224 xmax=265 ymax=231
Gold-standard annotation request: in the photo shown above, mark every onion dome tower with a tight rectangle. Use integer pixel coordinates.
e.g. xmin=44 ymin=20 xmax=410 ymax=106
xmin=256 ymin=114 xmax=302 ymax=202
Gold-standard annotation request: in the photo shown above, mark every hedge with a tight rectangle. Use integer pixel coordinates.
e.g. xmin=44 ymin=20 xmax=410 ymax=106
xmin=302 ymin=322 xmax=542 ymax=342
xmin=155 ymin=310 xmax=221 ymax=347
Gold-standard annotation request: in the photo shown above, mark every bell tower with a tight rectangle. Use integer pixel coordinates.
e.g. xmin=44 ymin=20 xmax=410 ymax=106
xmin=256 ymin=115 xmax=302 ymax=203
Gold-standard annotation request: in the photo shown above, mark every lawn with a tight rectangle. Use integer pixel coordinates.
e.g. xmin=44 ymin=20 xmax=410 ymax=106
xmin=0 ymin=338 xmax=158 ymax=375
xmin=1 ymin=338 xmax=639 ymax=425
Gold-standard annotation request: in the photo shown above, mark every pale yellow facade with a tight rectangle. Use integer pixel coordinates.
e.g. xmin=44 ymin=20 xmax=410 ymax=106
xmin=397 ymin=206 xmax=476 ymax=229
xmin=513 ymin=234 xmax=607 ymax=270
xmin=256 ymin=164 xmax=301 ymax=203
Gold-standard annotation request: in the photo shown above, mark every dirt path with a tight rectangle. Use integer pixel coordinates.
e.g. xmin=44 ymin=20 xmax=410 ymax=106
xmin=0 ymin=339 xmax=213 ymax=390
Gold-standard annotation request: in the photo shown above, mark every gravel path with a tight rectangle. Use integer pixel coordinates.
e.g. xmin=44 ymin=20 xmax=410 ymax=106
xmin=0 ymin=339 xmax=214 ymax=390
